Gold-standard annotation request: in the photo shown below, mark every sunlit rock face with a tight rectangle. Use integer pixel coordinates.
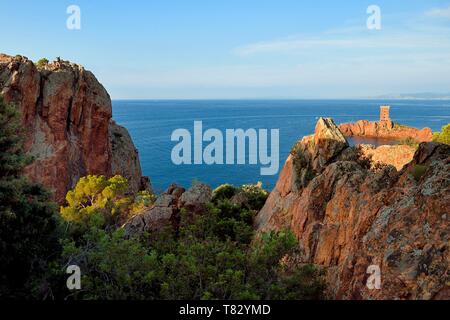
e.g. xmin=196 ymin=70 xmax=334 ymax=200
xmin=0 ymin=54 xmax=147 ymax=203
xmin=339 ymin=120 xmax=433 ymax=142
xmin=256 ymin=118 xmax=449 ymax=300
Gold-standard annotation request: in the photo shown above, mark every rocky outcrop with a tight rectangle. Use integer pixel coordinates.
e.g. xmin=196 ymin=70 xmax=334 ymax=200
xmin=179 ymin=182 xmax=213 ymax=211
xmin=123 ymin=182 xmax=212 ymax=237
xmin=339 ymin=120 xmax=432 ymax=142
xmin=0 ymin=54 xmax=148 ymax=202
xmin=256 ymin=118 xmax=449 ymax=300
xmin=357 ymin=144 xmax=416 ymax=171
xmin=109 ymin=120 xmax=150 ymax=193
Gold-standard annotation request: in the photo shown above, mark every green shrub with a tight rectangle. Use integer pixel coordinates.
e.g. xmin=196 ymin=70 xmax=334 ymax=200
xmin=212 ymin=184 xmax=238 ymax=202
xmin=213 ymin=182 xmax=268 ymax=211
xmin=53 ymin=176 xmax=325 ymax=300
xmin=59 ymin=228 xmax=161 ymax=300
xmin=60 ymin=175 xmax=132 ymax=237
xmin=129 ymin=190 xmax=156 ymax=214
xmin=36 ymin=58 xmax=49 ymax=69
xmin=239 ymin=182 xmax=269 ymax=211
xmin=432 ymin=124 xmax=450 ymax=145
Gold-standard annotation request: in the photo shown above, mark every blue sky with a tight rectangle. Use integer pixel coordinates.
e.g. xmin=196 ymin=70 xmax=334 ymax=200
xmin=1 ymin=0 xmax=450 ymax=98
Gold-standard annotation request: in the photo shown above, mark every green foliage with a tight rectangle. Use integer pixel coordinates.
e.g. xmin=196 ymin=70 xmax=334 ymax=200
xmin=0 ymin=97 xmax=325 ymax=300
xmin=212 ymin=184 xmax=238 ymax=202
xmin=432 ymin=123 xmax=450 ymax=145
xmin=212 ymin=182 xmax=268 ymax=212
xmin=36 ymin=58 xmax=49 ymax=69
xmin=129 ymin=190 xmax=157 ymax=214
xmin=60 ymin=228 xmax=161 ymax=299
xmin=0 ymin=96 xmax=31 ymax=175
xmin=239 ymin=182 xmax=269 ymax=210
xmin=60 ymin=175 xmax=132 ymax=236
xmin=54 ymin=178 xmax=324 ymax=300
xmin=0 ymin=96 xmax=60 ymax=298
xmin=398 ymin=137 xmax=420 ymax=148
xmin=209 ymin=183 xmax=268 ymax=244
xmin=246 ymin=232 xmax=324 ymax=299
xmin=184 ymin=200 xmax=255 ymax=245
xmin=55 ymin=222 xmax=325 ymax=300
xmin=411 ymin=164 xmax=428 ymax=181
xmin=0 ymin=95 xmax=325 ymax=300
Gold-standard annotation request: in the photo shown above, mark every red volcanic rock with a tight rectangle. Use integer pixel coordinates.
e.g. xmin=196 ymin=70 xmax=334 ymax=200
xmin=357 ymin=144 xmax=416 ymax=171
xmin=256 ymin=118 xmax=449 ymax=300
xmin=109 ymin=120 xmax=148 ymax=194
xmin=339 ymin=120 xmax=432 ymax=142
xmin=0 ymin=54 xmax=147 ymax=203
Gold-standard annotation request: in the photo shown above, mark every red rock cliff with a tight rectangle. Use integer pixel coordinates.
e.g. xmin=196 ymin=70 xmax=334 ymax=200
xmin=339 ymin=120 xmax=433 ymax=142
xmin=0 ymin=54 xmax=148 ymax=203
xmin=256 ymin=118 xmax=449 ymax=299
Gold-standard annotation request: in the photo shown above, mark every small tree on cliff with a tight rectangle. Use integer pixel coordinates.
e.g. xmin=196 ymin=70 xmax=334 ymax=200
xmin=36 ymin=58 xmax=49 ymax=69
xmin=0 ymin=96 xmax=59 ymax=298
xmin=432 ymin=124 xmax=450 ymax=145
xmin=60 ymin=175 xmax=132 ymax=236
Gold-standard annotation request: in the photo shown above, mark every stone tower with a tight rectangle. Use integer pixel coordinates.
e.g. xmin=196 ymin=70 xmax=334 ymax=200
xmin=380 ymin=105 xmax=392 ymax=127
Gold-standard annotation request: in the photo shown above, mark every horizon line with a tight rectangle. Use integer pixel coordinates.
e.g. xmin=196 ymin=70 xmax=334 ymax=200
xmin=110 ymin=97 xmax=450 ymax=101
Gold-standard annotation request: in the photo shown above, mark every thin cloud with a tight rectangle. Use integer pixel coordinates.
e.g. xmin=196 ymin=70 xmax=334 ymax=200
xmin=233 ymin=38 xmax=355 ymax=56
xmin=426 ymin=6 xmax=450 ymax=18
xmin=106 ymin=9 xmax=450 ymax=98
xmin=232 ymin=33 xmax=450 ymax=56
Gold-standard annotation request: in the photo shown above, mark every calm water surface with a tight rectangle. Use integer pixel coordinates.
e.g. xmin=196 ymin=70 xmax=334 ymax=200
xmin=112 ymin=100 xmax=450 ymax=192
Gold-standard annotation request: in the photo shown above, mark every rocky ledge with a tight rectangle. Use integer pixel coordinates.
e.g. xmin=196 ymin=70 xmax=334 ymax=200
xmin=0 ymin=54 xmax=149 ymax=202
xmin=123 ymin=182 xmax=212 ymax=238
xmin=339 ymin=120 xmax=433 ymax=142
xmin=255 ymin=118 xmax=449 ymax=299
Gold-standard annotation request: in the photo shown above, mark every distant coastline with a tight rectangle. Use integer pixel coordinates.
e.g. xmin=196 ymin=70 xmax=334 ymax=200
xmin=368 ymin=93 xmax=450 ymax=100
xmin=110 ymin=97 xmax=450 ymax=101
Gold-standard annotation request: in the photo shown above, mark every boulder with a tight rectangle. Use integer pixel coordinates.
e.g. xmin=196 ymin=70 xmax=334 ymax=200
xmin=123 ymin=182 xmax=213 ymax=237
xmin=179 ymin=182 xmax=212 ymax=211
xmin=123 ymin=184 xmax=185 ymax=237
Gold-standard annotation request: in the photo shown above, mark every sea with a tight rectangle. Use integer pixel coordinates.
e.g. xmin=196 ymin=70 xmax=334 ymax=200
xmin=112 ymin=100 xmax=450 ymax=193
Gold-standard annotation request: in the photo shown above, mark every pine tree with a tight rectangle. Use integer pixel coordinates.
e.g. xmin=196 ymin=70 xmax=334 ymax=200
xmin=0 ymin=96 xmax=59 ymax=298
